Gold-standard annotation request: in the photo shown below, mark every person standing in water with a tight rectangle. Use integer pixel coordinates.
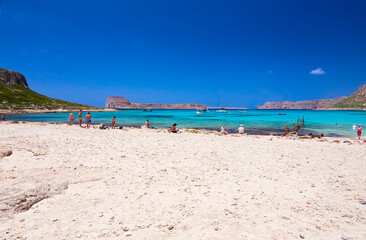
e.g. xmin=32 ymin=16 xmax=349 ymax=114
xmin=1 ymin=114 xmax=5 ymax=121
xmin=68 ymin=113 xmax=75 ymax=125
xmin=357 ymin=124 xmax=362 ymax=140
xmin=111 ymin=116 xmax=116 ymax=129
xmin=78 ymin=110 xmax=83 ymax=127
xmin=145 ymin=120 xmax=150 ymax=128
xmin=85 ymin=112 xmax=92 ymax=128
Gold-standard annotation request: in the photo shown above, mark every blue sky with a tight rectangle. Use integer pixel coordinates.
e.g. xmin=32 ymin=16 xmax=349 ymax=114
xmin=1 ymin=0 xmax=366 ymax=108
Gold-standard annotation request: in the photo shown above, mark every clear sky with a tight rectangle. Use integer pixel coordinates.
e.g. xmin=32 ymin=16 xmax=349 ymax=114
xmin=1 ymin=0 xmax=366 ymax=108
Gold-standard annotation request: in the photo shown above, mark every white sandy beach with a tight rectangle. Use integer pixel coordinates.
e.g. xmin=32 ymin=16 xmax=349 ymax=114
xmin=1 ymin=121 xmax=365 ymax=239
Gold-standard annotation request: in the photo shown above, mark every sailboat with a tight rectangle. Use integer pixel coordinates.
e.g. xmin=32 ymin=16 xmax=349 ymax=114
xmin=216 ymin=94 xmax=228 ymax=113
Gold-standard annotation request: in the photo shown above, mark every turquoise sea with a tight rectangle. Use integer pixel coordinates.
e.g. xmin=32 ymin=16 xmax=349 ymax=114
xmin=6 ymin=109 xmax=366 ymax=138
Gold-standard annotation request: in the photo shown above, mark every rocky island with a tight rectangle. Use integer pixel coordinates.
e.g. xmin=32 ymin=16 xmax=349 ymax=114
xmin=256 ymin=84 xmax=366 ymax=110
xmin=105 ymin=96 xmax=207 ymax=109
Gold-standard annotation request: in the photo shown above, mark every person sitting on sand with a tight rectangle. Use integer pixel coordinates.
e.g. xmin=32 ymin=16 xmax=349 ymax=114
xmin=68 ymin=113 xmax=75 ymax=125
xmin=169 ymin=123 xmax=178 ymax=133
xmin=78 ymin=110 xmax=83 ymax=127
xmin=318 ymin=134 xmax=327 ymax=142
xmin=357 ymin=124 xmax=362 ymax=140
xmin=111 ymin=116 xmax=116 ymax=129
xmin=220 ymin=125 xmax=228 ymax=135
xmin=238 ymin=124 xmax=245 ymax=134
xmin=1 ymin=114 xmax=5 ymax=121
xmin=308 ymin=133 xmax=313 ymax=139
xmin=85 ymin=112 xmax=92 ymax=128
xmin=145 ymin=120 xmax=150 ymax=128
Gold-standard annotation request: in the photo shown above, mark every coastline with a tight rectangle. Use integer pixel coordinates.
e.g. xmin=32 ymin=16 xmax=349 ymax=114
xmin=1 ymin=121 xmax=365 ymax=239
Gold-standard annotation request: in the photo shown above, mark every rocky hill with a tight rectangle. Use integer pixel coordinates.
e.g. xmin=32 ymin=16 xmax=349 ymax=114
xmin=0 ymin=68 xmax=28 ymax=87
xmin=333 ymin=84 xmax=366 ymax=108
xmin=256 ymin=97 xmax=347 ymax=110
xmin=106 ymin=96 xmax=207 ymax=109
xmin=0 ymin=68 xmax=98 ymax=111
xmin=256 ymin=84 xmax=366 ymax=110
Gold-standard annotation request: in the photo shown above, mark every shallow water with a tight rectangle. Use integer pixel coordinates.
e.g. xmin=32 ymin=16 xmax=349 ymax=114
xmin=6 ymin=109 xmax=366 ymax=138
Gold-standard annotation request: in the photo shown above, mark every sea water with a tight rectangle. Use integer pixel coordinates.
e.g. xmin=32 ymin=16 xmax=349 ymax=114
xmin=6 ymin=109 xmax=366 ymax=138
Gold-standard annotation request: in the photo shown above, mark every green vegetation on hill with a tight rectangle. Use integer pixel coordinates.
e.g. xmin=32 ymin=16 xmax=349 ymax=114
xmin=0 ymin=82 xmax=96 ymax=110
xmin=332 ymin=84 xmax=366 ymax=109
xmin=333 ymin=97 xmax=366 ymax=108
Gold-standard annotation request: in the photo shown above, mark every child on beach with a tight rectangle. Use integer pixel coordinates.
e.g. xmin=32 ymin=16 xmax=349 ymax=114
xmin=111 ymin=116 xmax=116 ymax=129
xmin=68 ymin=113 xmax=75 ymax=125
xmin=85 ymin=112 xmax=92 ymax=128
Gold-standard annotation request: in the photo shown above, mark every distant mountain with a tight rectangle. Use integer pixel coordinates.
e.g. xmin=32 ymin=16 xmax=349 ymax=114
xmin=106 ymin=96 xmax=207 ymax=109
xmin=256 ymin=97 xmax=347 ymax=110
xmin=0 ymin=68 xmax=97 ymax=111
xmin=256 ymin=84 xmax=366 ymax=110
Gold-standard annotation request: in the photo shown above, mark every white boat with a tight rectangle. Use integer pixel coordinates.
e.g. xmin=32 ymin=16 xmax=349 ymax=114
xmin=196 ymin=111 xmax=202 ymax=114
xmin=216 ymin=109 xmax=228 ymax=113
xmin=238 ymin=110 xmax=247 ymax=113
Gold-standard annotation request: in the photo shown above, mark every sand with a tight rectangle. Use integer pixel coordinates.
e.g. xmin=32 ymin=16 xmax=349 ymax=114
xmin=0 ymin=121 xmax=365 ymax=239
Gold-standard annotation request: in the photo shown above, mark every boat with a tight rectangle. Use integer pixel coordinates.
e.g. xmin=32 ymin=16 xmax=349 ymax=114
xmin=215 ymin=94 xmax=228 ymax=112
xmin=142 ymin=109 xmax=152 ymax=112
xmin=238 ymin=110 xmax=247 ymax=113
xmin=279 ymin=113 xmax=286 ymax=115
xmin=196 ymin=110 xmax=202 ymax=114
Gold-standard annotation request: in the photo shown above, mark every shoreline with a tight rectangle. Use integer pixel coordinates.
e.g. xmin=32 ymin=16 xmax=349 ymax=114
xmin=1 ymin=120 xmax=359 ymax=141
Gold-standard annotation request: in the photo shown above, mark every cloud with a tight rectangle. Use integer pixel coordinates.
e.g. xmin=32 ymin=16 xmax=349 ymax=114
xmin=310 ymin=68 xmax=325 ymax=75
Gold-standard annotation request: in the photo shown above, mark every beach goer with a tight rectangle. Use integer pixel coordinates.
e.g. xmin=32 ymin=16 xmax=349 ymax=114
xmin=357 ymin=124 xmax=362 ymax=140
xmin=318 ymin=134 xmax=327 ymax=142
xmin=308 ymin=133 xmax=313 ymax=139
xmin=145 ymin=120 xmax=150 ymax=128
xmin=111 ymin=116 xmax=116 ymax=129
xmin=68 ymin=113 xmax=75 ymax=125
xmin=169 ymin=123 xmax=178 ymax=133
xmin=220 ymin=125 xmax=228 ymax=135
xmin=238 ymin=124 xmax=245 ymax=134
xmin=78 ymin=110 xmax=83 ymax=127
xmin=85 ymin=112 xmax=92 ymax=128
xmin=1 ymin=114 xmax=5 ymax=121
xmin=352 ymin=124 xmax=357 ymax=130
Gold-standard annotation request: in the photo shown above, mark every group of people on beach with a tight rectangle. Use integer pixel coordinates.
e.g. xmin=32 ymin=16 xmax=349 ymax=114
xmin=68 ymin=110 xmax=92 ymax=128
xmin=66 ymin=111 xmax=363 ymax=140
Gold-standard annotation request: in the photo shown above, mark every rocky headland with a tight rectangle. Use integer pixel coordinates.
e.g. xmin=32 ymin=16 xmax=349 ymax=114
xmin=256 ymin=84 xmax=366 ymax=110
xmin=0 ymin=68 xmax=99 ymax=112
xmin=105 ymin=96 xmax=207 ymax=109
